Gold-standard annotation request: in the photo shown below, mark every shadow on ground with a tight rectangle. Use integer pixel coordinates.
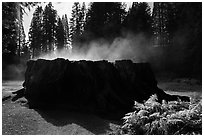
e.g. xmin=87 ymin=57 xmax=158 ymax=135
xmin=35 ymin=108 xmax=122 ymax=135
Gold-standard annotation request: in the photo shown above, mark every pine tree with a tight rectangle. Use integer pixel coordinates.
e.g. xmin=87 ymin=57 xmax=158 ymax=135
xmin=2 ymin=2 xmax=38 ymax=56
xmin=69 ymin=2 xmax=81 ymax=46
xmin=84 ymin=2 xmax=126 ymax=41
xmin=42 ymin=2 xmax=57 ymax=53
xmin=104 ymin=2 xmax=126 ymax=39
xmin=171 ymin=3 xmax=202 ymax=77
xmin=18 ymin=23 xmax=26 ymax=56
xmin=152 ymin=2 xmax=170 ymax=47
xmin=2 ymin=2 xmax=18 ymax=55
xmin=29 ymin=6 xmax=43 ymax=58
xmin=85 ymin=2 xmax=108 ymax=39
xmin=151 ymin=2 xmax=201 ymax=78
xmin=79 ymin=2 xmax=86 ymax=33
xmin=62 ymin=14 xmax=70 ymax=48
xmin=56 ymin=16 xmax=65 ymax=50
xmin=21 ymin=41 xmax=30 ymax=59
xmin=123 ymin=2 xmax=152 ymax=37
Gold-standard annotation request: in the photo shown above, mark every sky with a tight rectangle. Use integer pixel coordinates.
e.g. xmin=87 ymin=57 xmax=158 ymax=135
xmin=23 ymin=2 xmax=153 ymax=40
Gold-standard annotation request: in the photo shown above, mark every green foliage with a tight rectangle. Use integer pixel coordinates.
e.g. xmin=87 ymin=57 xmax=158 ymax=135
xmin=121 ymin=94 xmax=202 ymax=135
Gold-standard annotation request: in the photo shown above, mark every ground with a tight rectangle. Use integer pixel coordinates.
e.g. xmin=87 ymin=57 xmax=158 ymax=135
xmin=2 ymin=81 xmax=122 ymax=135
xmin=2 ymin=79 xmax=202 ymax=135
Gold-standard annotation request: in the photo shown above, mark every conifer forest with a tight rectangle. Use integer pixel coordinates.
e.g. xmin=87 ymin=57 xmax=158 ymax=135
xmin=2 ymin=2 xmax=202 ymax=135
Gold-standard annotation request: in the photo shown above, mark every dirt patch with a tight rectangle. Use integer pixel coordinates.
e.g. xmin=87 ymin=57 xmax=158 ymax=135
xmin=158 ymin=78 xmax=201 ymax=92
xmin=2 ymin=81 xmax=121 ymax=135
xmin=158 ymin=79 xmax=202 ymax=102
xmin=2 ymin=98 xmax=121 ymax=135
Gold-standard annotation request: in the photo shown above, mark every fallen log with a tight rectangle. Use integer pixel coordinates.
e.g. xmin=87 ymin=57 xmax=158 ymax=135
xmin=22 ymin=58 xmax=189 ymax=117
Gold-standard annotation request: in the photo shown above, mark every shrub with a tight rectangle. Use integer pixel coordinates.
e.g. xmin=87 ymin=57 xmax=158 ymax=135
xmin=120 ymin=94 xmax=202 ymax=135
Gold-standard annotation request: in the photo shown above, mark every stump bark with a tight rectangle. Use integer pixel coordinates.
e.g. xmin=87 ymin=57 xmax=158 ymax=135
xmin=22 ymin=58 xmax=189 ymax=117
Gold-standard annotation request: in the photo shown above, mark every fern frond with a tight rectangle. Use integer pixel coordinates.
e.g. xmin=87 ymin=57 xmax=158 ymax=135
xmin=120 ymin=94 xmax=202 ymax=135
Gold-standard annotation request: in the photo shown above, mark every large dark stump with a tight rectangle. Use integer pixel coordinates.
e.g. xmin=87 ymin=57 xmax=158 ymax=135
xmin=22 ymin=58 xmax=189 ymax=118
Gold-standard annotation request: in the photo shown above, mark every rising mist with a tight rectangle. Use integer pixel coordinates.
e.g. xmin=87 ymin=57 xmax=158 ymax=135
xmin=37 ymin=33 xmax=153 ymax=63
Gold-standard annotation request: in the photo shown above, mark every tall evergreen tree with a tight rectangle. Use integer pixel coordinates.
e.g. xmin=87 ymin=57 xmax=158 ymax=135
xmin=2 ymin=2 xmax=18 ymax=55
xmin=2 ymin=2 xmax=38 ymax=56
xmin=42 ymin=2 xmax=57 ymax=52
xmin=151 ymin=2 xmax=201 ymax=78
xmin=152 ymin=2 xmax=170 ymax=47
xmin=21 ymin=41 xmax=30 ymax=59
xmin=18 ymin=22 xmax=26 ymax=56
xmin=69 ymin=2 xmax=81 ymax=46
xmin=79 ymin=2 xmax=86 ymax=33
xmin=172 ymin=3 xmax=202 ymax=77
xmin=123 ymin=2 xmax=152 ymax=37
xmin=28 ymin=6 xmax=43 ymax=58
xmin=62 ymin=14 xmax=70 ymax=48
xmin=56 ymin=16 xmax=66 ymax=50
xmin=84 ymin=2 xmax=126 ymax=41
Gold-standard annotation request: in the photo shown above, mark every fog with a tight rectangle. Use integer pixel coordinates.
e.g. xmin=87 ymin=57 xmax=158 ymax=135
xmin=2 ymin=33 xmax=156 ymax=80
xmin=37 ymin=33 xmax=153 ymax=63
xmin=3 ymin=31 xmax=198 ymax=80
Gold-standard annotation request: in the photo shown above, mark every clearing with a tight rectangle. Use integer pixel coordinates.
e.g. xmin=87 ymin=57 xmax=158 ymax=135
xmin=2 ymin=79 xmax=202 ymax=135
